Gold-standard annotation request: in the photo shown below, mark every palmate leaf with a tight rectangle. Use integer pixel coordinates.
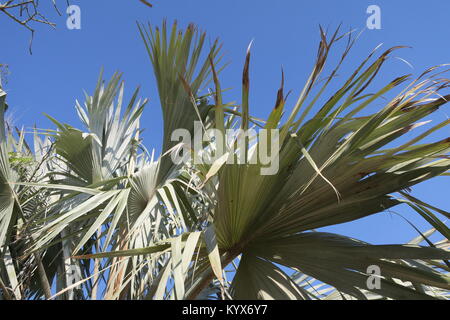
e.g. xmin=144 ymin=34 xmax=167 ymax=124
xmin=0 ymin=86 xmax=18 ymax=299
xmin=138 ymin=21 xmax=222 ymax=184
xmin=241 ymin=232 xmax=450 ymax=300
xmin=0 ymin=86 xmax=14 ymax=246
xmin=292 ymin=229 xmax=450 ymax=300
xmin=47 ymin=71 xmax=147 ymax=185
xmin=30 ymin=74 xmax=148 ymax=233
xmin=189 ymin=26 xmax=450 ymax=299
xmin=13 ymin=73 xmax=156 ymax=299
xmin=231 ymin=252 xmax=311 ymax=300
xmin=6 ymin=22 xmax=450 ymax=300
xmin=85 ymin=23 xmax=450 ymax=300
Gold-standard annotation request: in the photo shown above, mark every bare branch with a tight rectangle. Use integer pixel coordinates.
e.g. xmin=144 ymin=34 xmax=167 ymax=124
xmin=0 ymin=0 xmax=60 ymax=54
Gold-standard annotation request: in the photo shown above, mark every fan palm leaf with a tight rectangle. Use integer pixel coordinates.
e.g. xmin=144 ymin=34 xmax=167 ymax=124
xmin=2 ymin=22 xmax=449 ymax=300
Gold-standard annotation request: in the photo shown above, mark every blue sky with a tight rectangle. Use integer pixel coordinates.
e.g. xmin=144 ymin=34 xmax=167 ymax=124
xmin=1 ymin=0 xmax=449 ymax=245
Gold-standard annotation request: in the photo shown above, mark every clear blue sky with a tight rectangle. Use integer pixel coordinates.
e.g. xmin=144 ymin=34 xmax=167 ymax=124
xmin=1 ymin=0 xmax=449 ymax=245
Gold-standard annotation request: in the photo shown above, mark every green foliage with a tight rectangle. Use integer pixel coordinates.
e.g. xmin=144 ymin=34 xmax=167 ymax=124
xmin=0 ymin=22 xmax=449 ymax=300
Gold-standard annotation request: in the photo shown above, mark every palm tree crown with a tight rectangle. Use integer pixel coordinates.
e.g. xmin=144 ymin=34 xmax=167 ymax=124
xmin=0 ymin=22 xmax=449 ymax=300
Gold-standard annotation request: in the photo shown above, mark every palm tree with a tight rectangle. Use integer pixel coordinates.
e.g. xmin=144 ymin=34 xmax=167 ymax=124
xmin=0 ymin=21 xmax=449 ymax=300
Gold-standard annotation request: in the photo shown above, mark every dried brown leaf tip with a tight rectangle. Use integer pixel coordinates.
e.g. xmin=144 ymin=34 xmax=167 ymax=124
xmin=187 ymin=23 xmax=196 ymax=34
xmin=139 ymin=0 xmax=153 ymax=7
xmin=209 ymin=55 xmax=220 ymax=105
xmin=275 ymin=68 xmax=285 ymax=109
xmin=242 ymin=41 xmax=253 ymax=90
